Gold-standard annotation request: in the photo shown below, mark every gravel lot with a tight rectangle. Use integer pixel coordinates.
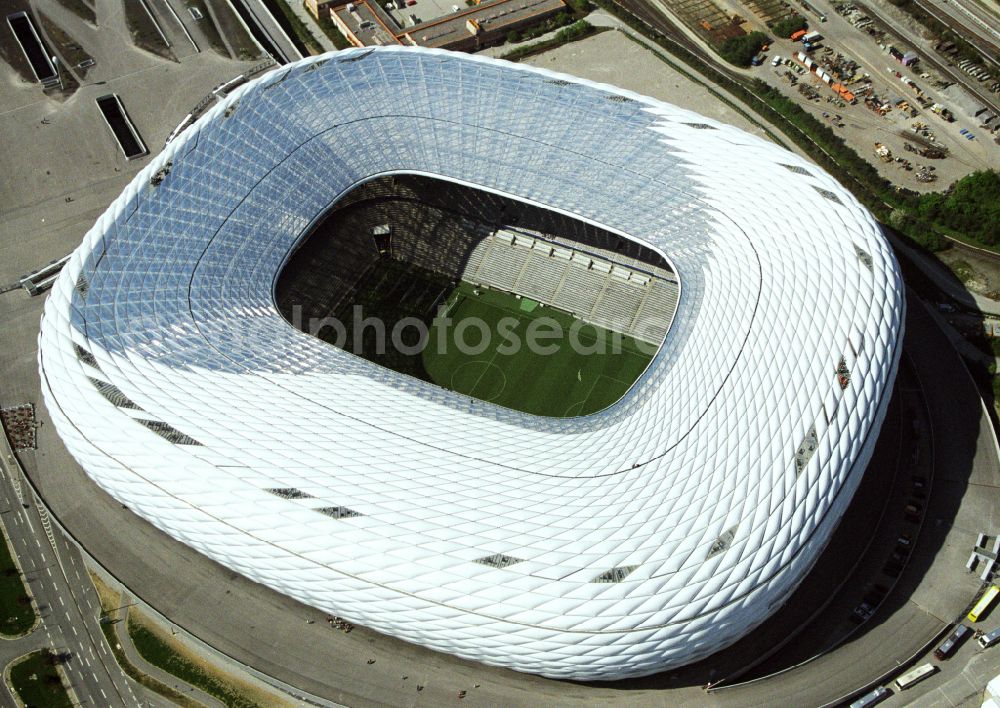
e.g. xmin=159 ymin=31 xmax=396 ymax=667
xmin=521 ymin=28 xmax=782 ymax=145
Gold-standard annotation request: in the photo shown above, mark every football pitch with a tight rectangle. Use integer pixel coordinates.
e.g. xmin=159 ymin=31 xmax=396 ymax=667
xmin=324 ymin=262 xmax=655 ymax=417
xmin=422 ymin=283 xmax=654 ymax=417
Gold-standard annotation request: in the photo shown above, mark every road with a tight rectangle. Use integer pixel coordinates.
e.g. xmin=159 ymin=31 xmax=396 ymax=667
xmin=0 ymin=440 xmax=144 ymax=706
xmin=230 ymin=0 xmax=304 ymax=63
xmin=2 ymin=4 xmax=1000 ymax=704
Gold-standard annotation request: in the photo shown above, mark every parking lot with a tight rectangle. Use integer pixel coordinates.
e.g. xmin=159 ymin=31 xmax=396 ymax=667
xmin=0 ymin=1 xmax=261 ymax=287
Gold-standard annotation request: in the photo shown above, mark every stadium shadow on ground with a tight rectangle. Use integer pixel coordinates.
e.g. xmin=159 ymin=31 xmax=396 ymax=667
xmin=274 ymin=174 xmax=679 ymax=417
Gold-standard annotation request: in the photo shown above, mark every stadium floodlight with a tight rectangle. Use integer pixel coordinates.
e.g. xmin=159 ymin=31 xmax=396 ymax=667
xmin=38 ymin=46 xmax=903 ymax=680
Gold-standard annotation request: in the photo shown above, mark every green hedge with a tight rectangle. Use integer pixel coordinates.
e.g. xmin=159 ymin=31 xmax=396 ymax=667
xmin=0 ymin=530 xmax=35 ymax=637
xmin=501 ymin=20 xmax=601 ymax=60
xmin=916 ymin=171 xmax=1000 ymax=247
xmin=508 ymin=11 xmax=576 ymax=43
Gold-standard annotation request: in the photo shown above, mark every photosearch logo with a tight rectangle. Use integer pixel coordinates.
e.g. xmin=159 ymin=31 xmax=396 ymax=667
xmin=289 ymin=304 xmax=665 ymax=358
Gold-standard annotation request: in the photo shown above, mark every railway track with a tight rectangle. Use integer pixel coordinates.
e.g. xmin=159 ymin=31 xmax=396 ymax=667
xmin=913 ymin=0 xmax=1000 ymax=69
xmin=854 ymin=0 xmax=1000 ymax=116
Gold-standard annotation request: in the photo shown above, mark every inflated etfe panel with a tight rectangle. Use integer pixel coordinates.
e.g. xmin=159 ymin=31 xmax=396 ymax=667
xmin=39 ymin=47 xmax=903 ymax=680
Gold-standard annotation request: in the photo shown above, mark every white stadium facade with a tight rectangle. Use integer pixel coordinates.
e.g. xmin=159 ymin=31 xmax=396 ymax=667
xmin=38 ymin=47 xmax=904 ymax=680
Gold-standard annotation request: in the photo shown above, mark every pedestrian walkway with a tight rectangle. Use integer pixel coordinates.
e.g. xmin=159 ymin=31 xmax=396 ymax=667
xmin=287 ymin=0 xmax=339 ymax=53
xmin=110 ymin=599 xmax=226 ymax=708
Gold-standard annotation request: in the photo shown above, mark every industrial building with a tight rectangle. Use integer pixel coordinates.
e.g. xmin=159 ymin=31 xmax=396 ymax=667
xmin=309 ymin=0 xmax=566 ymax=50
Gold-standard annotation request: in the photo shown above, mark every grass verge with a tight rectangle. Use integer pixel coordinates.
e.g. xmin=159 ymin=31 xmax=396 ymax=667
xmin=261 ymin=0 xmax=322 ymax=54
xmin=500 ymin=20 xmax=605 ymax=60
xmin=128 ymin=612 xmax=271 ymax=708
xmin=89 ymin=571 xmax=199 ymax=707
xmin=39 ymin=12 xmax=94 ymax=78
xmin=185 ymin=0 xmax=230 ymax=56
xmin=947 ymin=259 xmax=975 ymax=285
xmin=8 ymin=650 xmax=72 ymax=708
xmin=54 ymin=0 xmax=96 ymax=24
xmin=206 ymin=0 xmax=264 ymax=59
xmin=0 ymin=525 xmax=36 ymax=637
xmin=99 ymin=620 xmax=200 ymax=707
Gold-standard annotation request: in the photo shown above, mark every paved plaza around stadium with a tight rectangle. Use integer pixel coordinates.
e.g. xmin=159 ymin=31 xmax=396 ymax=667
xmin=520 ymin=25 xmax=799 ymax=152
xmin=2 ymin=32 xmax=1000 ymax=706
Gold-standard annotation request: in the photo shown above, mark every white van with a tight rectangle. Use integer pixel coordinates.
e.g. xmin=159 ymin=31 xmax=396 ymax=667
xmin=979 ymin=626 xmax=1000 ymax=648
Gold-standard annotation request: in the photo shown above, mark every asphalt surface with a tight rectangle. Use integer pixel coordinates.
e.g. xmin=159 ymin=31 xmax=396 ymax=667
xmin=859 ymin=295 xmax=1000 ymax=706
xmin=108 ymin=589 xmax=227 ymax=708
xmin=0 ymin=434 xmax=145 ymax=707
xmin=3 ymin=7 xmax=1000 ymax=706
xmin=1 ymin=180 xmax=997 ymax=708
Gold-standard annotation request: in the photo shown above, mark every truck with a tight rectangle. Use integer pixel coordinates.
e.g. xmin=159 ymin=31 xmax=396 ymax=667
xmin=790 ymin=29 xmax=807 ymax=41
xmin=802 ymin=30 xmax=823 ymax=43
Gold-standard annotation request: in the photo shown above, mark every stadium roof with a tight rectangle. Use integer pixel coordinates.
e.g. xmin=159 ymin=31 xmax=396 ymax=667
xmin=39 ymin=46 xmax=904 ymax=680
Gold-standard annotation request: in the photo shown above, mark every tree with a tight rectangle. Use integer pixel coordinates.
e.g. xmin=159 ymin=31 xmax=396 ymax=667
xmin=771 ymin=14 xmax=806 ymax=39
xmin=917 ymin=170 xmax=1000 ymax=247
xmin=718 ymin=31 xmax=771 ymax=66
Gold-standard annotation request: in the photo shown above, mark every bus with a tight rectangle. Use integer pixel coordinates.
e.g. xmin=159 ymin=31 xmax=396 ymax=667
xmin=935 ymin=624 xmax=970 ymax=659
xmin=969 ymin=585 xmax=1000 ymax=622
xmin=894 ymin=663 xmax=937 ymax=690
xmin=850 ymin=686 xmax=890 ymax=708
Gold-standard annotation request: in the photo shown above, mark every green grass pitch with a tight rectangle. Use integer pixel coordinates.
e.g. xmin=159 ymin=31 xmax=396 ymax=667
xmin=422 ymin=283 xmax=654 ymax=417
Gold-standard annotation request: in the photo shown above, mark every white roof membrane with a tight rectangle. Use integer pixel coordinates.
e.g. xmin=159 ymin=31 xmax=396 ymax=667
xmin=38 ymin=46 xmax=904 ymax=680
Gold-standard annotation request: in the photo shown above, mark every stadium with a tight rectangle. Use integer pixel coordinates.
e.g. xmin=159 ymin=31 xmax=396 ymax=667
xmin=38 ymin=46 xmax=903 ymax=680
